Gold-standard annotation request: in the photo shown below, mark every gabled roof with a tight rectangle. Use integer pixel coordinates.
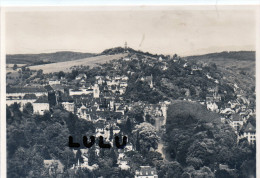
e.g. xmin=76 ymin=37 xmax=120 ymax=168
xmin=44 ymin=85 xmax=54 ymax=92
xmin=244 ymin=122 xmax=256 ymax=133
xmin=34 ymin=96 xmax=49 ymax=103
xmin=23 ymin=94 xmax=37 ymax=100
xmin=60 ymin=95 xmax=74 ymax=102
xmin=51 ymin=84 xmax=64 ymax=91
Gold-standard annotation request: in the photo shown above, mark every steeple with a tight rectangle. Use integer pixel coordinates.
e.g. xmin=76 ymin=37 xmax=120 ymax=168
xmin=149 ymin=74 xmax=153 ymax=88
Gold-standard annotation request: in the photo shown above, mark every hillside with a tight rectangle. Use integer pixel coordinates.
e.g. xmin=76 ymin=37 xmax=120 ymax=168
xmin=29 ymin=53 xmax=127 ymax=73
xmin=185 ymin=51 xmax=255 ymax=95
xmin=6 ymin=51 xmax=96 ymax=65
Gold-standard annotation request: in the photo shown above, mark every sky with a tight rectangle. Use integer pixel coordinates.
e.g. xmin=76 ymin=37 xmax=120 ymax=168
xmin=5 ymin=6 xmax=257 ymax=56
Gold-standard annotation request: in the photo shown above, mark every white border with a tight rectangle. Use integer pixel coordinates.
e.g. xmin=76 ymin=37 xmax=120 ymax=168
xmin=0 ymin=0 xmax=260 ymax=6
xmin=0 ymin=7 xmax=6 ymax=178
xmin=0 ymin=2 xmax=259 ymax=178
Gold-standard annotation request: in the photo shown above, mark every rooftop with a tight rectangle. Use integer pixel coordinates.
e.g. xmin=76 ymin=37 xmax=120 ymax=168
xmin=34 ymin=95 xmax=49 ymax=103
xmin=23 ymin=94 xmax=37 ymax=100
xmin=244 ymin=122 xmax=256 ymax=133
xmin=7 ymin=86 xmax=47 ymax=93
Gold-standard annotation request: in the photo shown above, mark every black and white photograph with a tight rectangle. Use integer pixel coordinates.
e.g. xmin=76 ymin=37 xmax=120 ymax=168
xmin=2 ymin=5 xmax=258 ymax=178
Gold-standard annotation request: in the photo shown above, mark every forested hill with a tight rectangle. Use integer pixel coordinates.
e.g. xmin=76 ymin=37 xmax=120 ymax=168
xmin=6 ymin=51 xmax=96 ymax=64
xmin=185 ymin=51 xmax=255 ymax=96
xmin=185 ymin=51 xmax=255 ymax=61
xmin=164 ymin=101 xmax=256 ymax=177
xmin=101 ymin=47 xmax=159 ymax=57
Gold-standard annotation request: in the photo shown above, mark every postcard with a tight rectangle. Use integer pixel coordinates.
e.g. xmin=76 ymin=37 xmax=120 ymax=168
xmin=1 ymin=4 xmax=259 ymax=178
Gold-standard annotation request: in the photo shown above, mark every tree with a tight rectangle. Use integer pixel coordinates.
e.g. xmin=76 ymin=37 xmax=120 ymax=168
xmin=57 ymin=71 xmax=65 ymax=79
xmin=133 ymin=122 xmax=159 ymax=153
xmin=215 ymin=169 xmax=234 ymax=178
xmin=13 ymin=64 xmax=17 ymax=70
xmin=110 ymin=149 xmax=118 ymax=167
xmin=125 ymin=118 xmax=132 ymax=134
xmin=36 ymin=69 xmax=43 ymax=78
xmin=88 ymin=147 xmax=97 ymax=166
xmin=23 ymin=102 xmax=33 ymax=115
xmin=109 ymin=126 xmax=113 ymax=141
xmin=76 ymin=149 xmax=84 ymax=164
xmin=135 ymin=131 xmax=141 ymax=151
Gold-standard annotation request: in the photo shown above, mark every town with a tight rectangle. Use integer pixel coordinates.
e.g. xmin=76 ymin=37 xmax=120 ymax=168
xmin=6 ymin=46 xmax=256 ymax=178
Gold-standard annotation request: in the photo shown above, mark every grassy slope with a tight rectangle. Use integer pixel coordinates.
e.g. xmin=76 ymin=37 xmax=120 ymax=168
xmin=29 ymin=53 xmax=127 ymax=73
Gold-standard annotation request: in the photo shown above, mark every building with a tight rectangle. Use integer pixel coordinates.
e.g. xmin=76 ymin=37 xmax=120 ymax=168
xmin=242 ymin=122 xmax=256 ymax=144
xmin=135 ymin=166 xmax=158 ymax=178
xmin=6 ymin=86 xmax=48 ymax=98
xmin=69 ymin=88 xmax=93 ymax=96
xmin=49 ymin=79 xmax=60 ymax=85
xmin=230 ymin=114 xmax=244 ymax=132
xmin=76 ymin=73 xmax=87 ymax=80
xmin=6 ymin=94 xmax=37 ymax=110
xmin=60 ymin=95 xmax=75 ymax=113
xmin=32 ymin=96 xmax=50 ymax=115
xmin=44 ymin=159 xmax=64 ymax=177
xmin=118 ymin=158 xmax=130 ymax=170
xmin=93 ymin=84 xmax=100 ymax=98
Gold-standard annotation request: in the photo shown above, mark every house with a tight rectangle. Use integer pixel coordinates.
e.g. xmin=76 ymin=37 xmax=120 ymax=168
xmin=51 ymin=84 xmax=65 ymax=93
xmin=76 ymin=73 xmax=87 ymax=80
xmin=242 ymin=122 xmax=256 ymax=144
xmin=220 ymin=108 xmax=235 ymax=115
xmin=44 ymin=159 xmax=64 ymax=177
xmin=32 ymin=96 xmax=49 ymax=115
xmin=60 ymin=95 xmax=75 ymax=113
xmin=95 ymin=123 xmax=106 ymax=138
xmin=124 ymin=143 xmax=134 ymax=152
xmin=49 ymin=79 xmax=60 ymax=85
xmin=118 ymin=158 xmax=130 ymax=170
xmin=6 ymin=94 xmax=37 ymax=110
xmin=69 ymin=88 xmax=93 ymax=96
xmin=206 ymin=102 xmax=218 ymax=112
xmin=77 ymin=105 xmax=90 ymax=120
xmin=116 ymin=104 xmax=125 ymax=115
xmin=230 ymin=114 xmax=243 ymax=132
xmin=135 ymin=166 xmax=158 ymax=178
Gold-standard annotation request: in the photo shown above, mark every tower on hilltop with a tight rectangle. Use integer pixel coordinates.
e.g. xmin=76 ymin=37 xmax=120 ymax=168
xmin=124 ymin=42 xmax=128 ymax=52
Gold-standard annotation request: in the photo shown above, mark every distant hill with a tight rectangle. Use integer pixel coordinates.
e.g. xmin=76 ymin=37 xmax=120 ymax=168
xmin=6 ymin=51 xmax=96 ymax=65
xmin=185 ymin=51 xmax=255 ymax=61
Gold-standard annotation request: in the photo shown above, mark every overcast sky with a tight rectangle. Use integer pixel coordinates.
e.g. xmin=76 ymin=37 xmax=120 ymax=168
xmin=5 ymin=6 xmax=257 ymax=56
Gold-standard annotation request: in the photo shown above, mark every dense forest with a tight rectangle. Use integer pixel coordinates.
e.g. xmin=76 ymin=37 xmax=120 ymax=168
xmin=164 ymin=101 xmax=256 ymax=178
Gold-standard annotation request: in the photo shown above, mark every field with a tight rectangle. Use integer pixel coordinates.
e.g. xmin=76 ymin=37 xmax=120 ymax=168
xmin=29 ymin=53 xmax=127 ymax=73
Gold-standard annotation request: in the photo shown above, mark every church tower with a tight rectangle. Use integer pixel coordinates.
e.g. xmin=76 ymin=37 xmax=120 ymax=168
xmin=93 ymin=84 xmax=100 ymax=98
xmin=149 ymin=74 xmax=154 ymax=88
